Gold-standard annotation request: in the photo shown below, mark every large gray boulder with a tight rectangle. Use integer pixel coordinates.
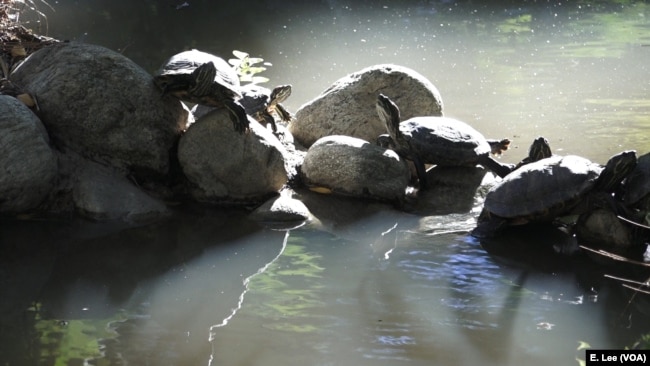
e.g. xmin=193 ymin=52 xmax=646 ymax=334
xmin=178 ymin=109 xmax=288 ymax=203
xmin=289 ymin=64 xmax=444 ymax=148
xmin=301 ymin=135 xmax=410 ymax=203
xmin=10 ymin=42 xmax=187 ymax=177
xmin=0 ymin=95 xmax=58 ymax=213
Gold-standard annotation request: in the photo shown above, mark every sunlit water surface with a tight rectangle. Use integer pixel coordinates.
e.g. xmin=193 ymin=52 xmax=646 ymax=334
xmin=2 ymin=1 xmax=650 ymax=365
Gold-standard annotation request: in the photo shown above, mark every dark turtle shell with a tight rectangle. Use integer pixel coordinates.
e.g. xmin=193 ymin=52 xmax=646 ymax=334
xmin=484 ymin=155 xmax=603 ymax=220
xmin=154 ymin=49 xmax=241 ymax=103
xmin=239 ymin=84 xmax=272 ymax=115
xmin=154 ymin=49 xmax=249 ymax=133
xmin=398 ymin=117 xmax=492 ymax=166
xmin=239 ymin=84 xmax=292 ymax=132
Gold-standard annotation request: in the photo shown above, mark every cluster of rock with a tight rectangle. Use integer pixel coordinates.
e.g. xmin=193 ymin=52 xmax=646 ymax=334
xmin=1 ymin=42 xmax=443 ymax=224
xmin=3 ymin=41 xmax=649 ymax=263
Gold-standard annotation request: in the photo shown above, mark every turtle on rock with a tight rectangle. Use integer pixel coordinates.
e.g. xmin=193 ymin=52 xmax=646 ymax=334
xmin=623 ymin=151 xmax=650 ymax=211
xmin=512 ymin=136 xmax=553 ymax=170
xmin=473 ymin=150 xmax=637 ymax=238
xmin=375 ymin=94 xmax=514 ymax=189
xmin=239 ymin=83 xmax=293 ymax=133
xmin=153 ymin=49 xmax=249 ymax=133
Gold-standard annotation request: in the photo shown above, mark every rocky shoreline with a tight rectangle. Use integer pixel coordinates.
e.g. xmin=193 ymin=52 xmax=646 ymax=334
xmin=2 ymin=40 xmax=649 ymax=270
xmin=0 ymin=41 xmax=447 ymax=222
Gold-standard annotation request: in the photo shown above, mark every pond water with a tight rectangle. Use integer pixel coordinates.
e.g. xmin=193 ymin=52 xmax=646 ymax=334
xmin=2 ymin=0 xmax=650 ymax=365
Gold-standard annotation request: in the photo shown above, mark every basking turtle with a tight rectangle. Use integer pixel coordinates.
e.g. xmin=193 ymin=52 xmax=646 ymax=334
xmin=623 ymin=151 xmax=650 ymax=210
xmin=239 ymin=83 xmax=293 ymax=133
xmin=375 ymin=94 xmax=513 ymax=189
xmin=473 ymin=151 xmax=637 ymax=237
xmin=154 ymin=49 xmax=249 ymax=133
xmin=513 ymin=136 xmax=553 ymax=170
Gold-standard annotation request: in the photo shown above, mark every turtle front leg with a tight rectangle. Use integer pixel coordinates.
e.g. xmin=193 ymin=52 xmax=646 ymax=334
xmin=223 ymin=99 xmax=250 ymax=134
xmin=261 ymin=111 xmax=278 ymax=133
xmin=480 ymin=156 xmax=515 ymax=178
xmin=273 ymin=104 xmax=293 ymax=122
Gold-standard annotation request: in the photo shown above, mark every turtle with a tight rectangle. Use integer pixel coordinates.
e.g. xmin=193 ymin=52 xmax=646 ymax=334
xmin=623 ymin=151 xmax=650 ymax=211
xmin=239 ymin=83 xmax=293 ymax=133
xmin=375 ymin=94 xmax=514 ymax=189
xmin=473 ymin=150 xmax=637 ymax=238
xmin=512 ymin=136 xmax=553 ymax=170
xmin=153 ymin=49 xmax=249 ymax=133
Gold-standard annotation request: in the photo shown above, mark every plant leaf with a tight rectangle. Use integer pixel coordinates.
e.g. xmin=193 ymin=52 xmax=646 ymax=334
xmin=576 ymin=341 xmax=591 ymax=351
xmin=232 ymin=50 xmax=249 ymax=59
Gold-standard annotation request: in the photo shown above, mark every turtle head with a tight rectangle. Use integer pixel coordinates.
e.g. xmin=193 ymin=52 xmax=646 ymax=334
xmin=487 ymin=138 xmax=511 ymax=155
xmin=528 ymin=136 xmax=552 ymax=161
xmin=376 ymin=94 xmax=401 ymax=141
xmin=270 ymin=84 xmax=292 ymax=104
xmin=153 ymin=75 xmax=189 ymax=98
xmin=189 ymin=61 xmax=217 ymax=97
xmin=594 ymin=150 xmax=637 ymax=193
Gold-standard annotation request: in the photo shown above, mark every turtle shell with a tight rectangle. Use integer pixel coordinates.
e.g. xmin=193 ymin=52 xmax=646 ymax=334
xmin=400 ymin=117 xmax=491 ymax=165
xmin=484 ymin=155 xmax=603 ymax=220
xmin=623 ymin=151 xmax=650 ymax=207
xmin=239 ymin=83 xmax=271 ymax=115
xmin=154 ymin=49 xmax=241 ymax=103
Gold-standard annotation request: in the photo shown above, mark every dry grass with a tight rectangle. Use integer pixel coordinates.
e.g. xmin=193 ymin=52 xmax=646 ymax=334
xmin=1 ymin=0 xmax=53 ymax=33
xmin=1 ymin=0 xmax=57 ymax=78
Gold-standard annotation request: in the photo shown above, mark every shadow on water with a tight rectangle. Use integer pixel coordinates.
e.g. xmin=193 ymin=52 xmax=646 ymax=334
xmin=0 ymin=210 xmax=289 ymax=364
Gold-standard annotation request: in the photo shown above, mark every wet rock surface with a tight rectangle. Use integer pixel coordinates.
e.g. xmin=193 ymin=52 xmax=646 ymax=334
xmin=178 ymin=109 xmax=289 ymax=203
xmin=0 ymin=95 xmax=58 ymax=213
xmin=290 ymin=64 xmax=444 ymax=148
xmin=301 ymin=135 xmax=410 ymax=203
xmin=10 ymin=42 xmax=187 ymax=177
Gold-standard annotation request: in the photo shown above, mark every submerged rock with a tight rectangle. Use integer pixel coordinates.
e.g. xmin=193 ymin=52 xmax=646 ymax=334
xmin=72 ymin=159 xmax=170 ymax=223
xmin=10 ymin=42 xmax=187 ymax=178
xmin=250 ymin=190 xmax=311 ymax=223
xmin=178 ymin=109 xmax=288 ymax=203
xmin=301 ymin=135 xmax=410 ymax=203
xmin=576 ymin=208 xmax=633 ymax=254
xmin=0 ymin=95 xmax=58 ymax=213
xmin=290 ymin=64 xmax=444 ymax=148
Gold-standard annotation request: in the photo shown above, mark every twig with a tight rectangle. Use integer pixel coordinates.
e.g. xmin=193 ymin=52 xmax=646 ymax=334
xmin=622 ymin=284 xmax=650 ymax=295
xmin=580 ymin=245 xmax=650 ymax=267
xmin=617 ymin=215 xmax=650 ymax=230
xmin=604 ymin=274 xmax=650 ymax=287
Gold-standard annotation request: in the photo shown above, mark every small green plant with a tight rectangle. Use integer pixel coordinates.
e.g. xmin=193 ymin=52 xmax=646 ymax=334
xmin=228 ymin=50 xmax=270 ymax=85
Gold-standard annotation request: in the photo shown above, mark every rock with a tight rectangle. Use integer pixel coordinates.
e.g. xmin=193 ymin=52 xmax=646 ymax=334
xmin=10 ymin=42 xmax=187 ymax=178
xmin=301 ymin=135 xmax=410 ymax=203
xmin=289 ymin=64 xmax=444 ymax=148
xmin=576 ymin=208 xmax=633 ymax=254
xmin=250 ymin=190 xmax=311 ymax=223
xmin=0 ymin=95 xmax=58 ymax=213
xmin=72 ymin=159 xmax=170 ymax=223
xmin=178 ymin=109 xmax=288 ymax=203
xmin=407 ymin=166 xmax=490 ymax=215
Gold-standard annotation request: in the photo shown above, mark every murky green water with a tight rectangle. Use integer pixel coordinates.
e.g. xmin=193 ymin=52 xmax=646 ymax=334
xmin=2 ymin=1 xmax=650 ymax=365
